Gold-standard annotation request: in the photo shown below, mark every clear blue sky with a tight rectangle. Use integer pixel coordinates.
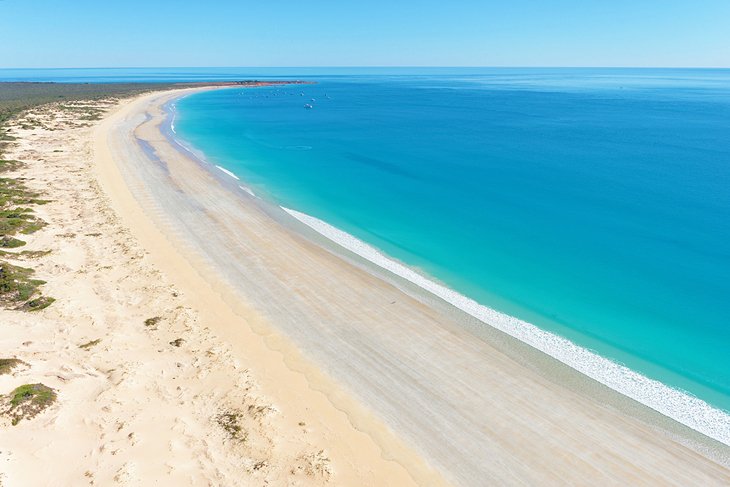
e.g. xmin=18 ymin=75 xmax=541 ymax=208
xmin=1 ymin=0 xmax=729 ymax=68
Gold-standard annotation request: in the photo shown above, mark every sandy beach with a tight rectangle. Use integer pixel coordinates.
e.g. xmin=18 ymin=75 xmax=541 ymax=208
xmin=0 ymin=89 xmax=430 ymax=486
xmin=1 ymin=86 xmax=729 ymax=486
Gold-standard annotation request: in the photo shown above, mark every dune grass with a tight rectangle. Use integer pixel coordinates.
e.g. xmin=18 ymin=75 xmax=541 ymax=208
xmin=0 ymin=261 xmax=49 ymax=309
xmin=23 ymin=295 xmax=55 ymax=311
xmin=0 ymin=236 xmax=26 ymax=248
xmin=79 ymin=339 xmax=101 ymax=350
xmin=3 ymin=383 xmax=56 ymax=425
xmin=0 ymin=80 xmax=260 ymax=312
xmin=0 ymin=159 xmax=23 ymax=172
xmin=216 ymin=410 xmax=247 ymax=442
xmin=144 ymin=316 xmax=161 ymax=327
xmin=0 ymin=358 xmax=26 ymax=375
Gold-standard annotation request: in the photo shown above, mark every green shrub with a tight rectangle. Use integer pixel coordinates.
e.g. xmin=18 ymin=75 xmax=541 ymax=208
xmin=0 ymin=261 xmax=53 ymax=310
xmin=0 ymin=358 xmax=25 ymax=375
xmin=3 ymin=383 xmax=56 ymax=425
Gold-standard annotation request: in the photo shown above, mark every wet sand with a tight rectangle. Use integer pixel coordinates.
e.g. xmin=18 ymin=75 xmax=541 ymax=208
xmin=97 ymin=87 xmax=730 ymax=485
xmin=1 ymin=91 xmax=425 ymax=486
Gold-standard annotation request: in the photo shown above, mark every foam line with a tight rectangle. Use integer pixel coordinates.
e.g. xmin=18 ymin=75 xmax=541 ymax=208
xmin=282 ymin=207 xmax=730 ymax=446
xmin=216 ymin=165 xmax=240 ymax=180
xmin=239 ymin=185 xmax=256 ymax=197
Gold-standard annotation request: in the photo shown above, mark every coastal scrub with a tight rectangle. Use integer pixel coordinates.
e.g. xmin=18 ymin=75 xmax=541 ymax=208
xmin=216 ymin=410 xmax=247 ymax=442
xmin=144 ymin=316 xmax=161 ymax=328
xmin=0 ymin=261 xmax=49 ymax=310
xmin=2 ymin=383 xmax=56 ymax=425
xmin=0 ymin=159 xmax=23 ymax=172
xmin=79 ymin=339 xmax=101 ymax=350
xmin=0 ymin=236 xmax=26 ymax=248
xmin=0 ymin=358 xmax=26 ymax=375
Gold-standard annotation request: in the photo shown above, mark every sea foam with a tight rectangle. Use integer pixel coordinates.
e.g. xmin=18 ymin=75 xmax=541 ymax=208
xmin=239 ymin=185 xmax=256 ymax=197
xmin=282 ymin=207 xmax=730 ymax=446
xmin=216 ymin=165 xmax=240 ymax=180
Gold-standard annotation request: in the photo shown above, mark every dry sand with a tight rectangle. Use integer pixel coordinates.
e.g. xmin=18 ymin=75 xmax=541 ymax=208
xmin=1 ymin=86 xmax=729 ymax=486
xmin=0 ymin=91 xmax=429 ymax=486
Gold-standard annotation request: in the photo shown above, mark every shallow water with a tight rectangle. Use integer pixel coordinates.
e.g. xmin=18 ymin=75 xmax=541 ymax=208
xmin=170 ymin=69 xmax=730 ymax=416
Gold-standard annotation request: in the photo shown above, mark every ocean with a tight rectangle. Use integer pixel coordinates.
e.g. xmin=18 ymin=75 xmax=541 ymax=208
xmin=4 ymin=67 xmax=729 ymax=438
xmin=170 ymin=69 xmax=730 ymax=422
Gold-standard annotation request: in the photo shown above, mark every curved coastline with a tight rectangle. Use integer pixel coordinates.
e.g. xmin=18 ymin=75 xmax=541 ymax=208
xmin=167 ymin=88 xmax=730 ymax=448
xmin=118 ymin=88 xmax=728 ymax=485
xmin=97 ymin=86 xmax=442 ymax=487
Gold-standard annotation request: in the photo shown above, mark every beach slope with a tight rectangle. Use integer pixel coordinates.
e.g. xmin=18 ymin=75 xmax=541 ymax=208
xmin=94 ymin=87 xmax=730 ymax=485
xmin=0 ymin=90 xmax=427 ymax=486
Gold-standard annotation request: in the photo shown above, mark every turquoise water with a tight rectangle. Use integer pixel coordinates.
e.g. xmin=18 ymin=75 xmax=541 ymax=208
xmin=173 ymin=69 xmax=730 ymax=412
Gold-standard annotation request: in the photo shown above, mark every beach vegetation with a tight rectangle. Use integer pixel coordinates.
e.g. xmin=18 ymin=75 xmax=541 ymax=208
xmin=0 ymin=236 xmax=26 ymax=248
xmin=1 ymin=82 xmax=163 ymax=125
xmin=1 ymin=81 xmax=230 ymax=132
xmin=22 ymin=249 xmax=51 ymax=258
xmin=1 ymin=82 xmax=210 ymax=314
xmin=0 ymin=249 xmax=52 ymax=260
xmin=0 ymin=159 xmax=23 ymax=173
xmin=2 ymin=383 xmax=56 ymax=425
xmin=0 ymin=358 xmax=26 ymax=375
xmin=79 ymin=339 xmax=101 ymax=350
xmin=169 ymin=338 xmax=184 ymax=347
xmin=0 ymin=177 xmax=43 ymax=205
xmin=0 ymin=178 xmax=49 ymax=242
xmin=23 ymin=296 xmax=55 ymax=311
xmin=0 ymin=207 xmax=46 ymax=235
xmin=0 ymin=261 xmax=44 ymax=301
xmin=215 ymin=410 xmax=247 ymax=442
xmin=0 ymin=261 xmax=53 ymax=310
xmin=252 ymin=460 xmax=268 ymax=471
xmin=295 ymin=450 xmax=332 ymax=479
xmin=144 ymin=316 xmax=161 ymax=327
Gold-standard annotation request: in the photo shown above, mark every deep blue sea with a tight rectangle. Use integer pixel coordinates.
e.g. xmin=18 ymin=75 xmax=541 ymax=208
xmin=4 ymin=67 xmax=728 ymax=416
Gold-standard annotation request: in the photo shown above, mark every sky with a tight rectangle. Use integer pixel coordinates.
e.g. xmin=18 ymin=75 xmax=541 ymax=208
xmin=1 ymin=0 xmax=729 ymax=68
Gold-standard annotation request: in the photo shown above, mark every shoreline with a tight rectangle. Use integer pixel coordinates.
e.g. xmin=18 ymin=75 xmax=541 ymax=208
xmin=3 ymin=87 xmax=412 ymax=485
xmin=99 ymin=86 xmax=724 ymax=484
xmin=165 ymin=87 xmax=730 ymax=449
xmin=281 ymin=208 xmax=730 ymax=446
xmin=93 ymin=86 xmax=434 ymax=486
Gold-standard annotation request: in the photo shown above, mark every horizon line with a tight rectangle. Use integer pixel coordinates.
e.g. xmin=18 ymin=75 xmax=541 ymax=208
xmin=2 ymin=65 xmax=730 ymax=71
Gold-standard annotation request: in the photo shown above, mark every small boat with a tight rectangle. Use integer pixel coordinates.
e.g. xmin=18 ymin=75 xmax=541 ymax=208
xmin=304 ymin=103 xmax=313 ymax=109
